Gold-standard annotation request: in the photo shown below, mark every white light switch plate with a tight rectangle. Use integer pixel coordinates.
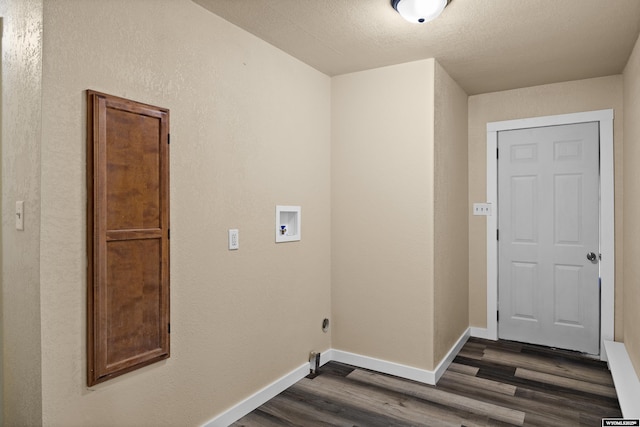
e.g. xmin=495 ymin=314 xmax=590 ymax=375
xmin=228 ymin=229 xmax=239 ymax=250
xmin=473 ymin=203 xmax=492 ymax=216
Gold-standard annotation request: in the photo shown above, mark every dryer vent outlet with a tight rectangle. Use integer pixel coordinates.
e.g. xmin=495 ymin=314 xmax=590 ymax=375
xmin=322 ymin=318 xmax=330 ymax=333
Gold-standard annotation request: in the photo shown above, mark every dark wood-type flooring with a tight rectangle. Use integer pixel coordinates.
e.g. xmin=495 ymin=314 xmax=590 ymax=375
xmin=232 ymin=337 xmax=621 ymax=426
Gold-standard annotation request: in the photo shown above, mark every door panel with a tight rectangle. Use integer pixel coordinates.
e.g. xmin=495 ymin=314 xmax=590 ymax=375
xmin=106 ymin=108 xmax=162 ymax=230
xmin=106 ymin=239 xmax=163 ymax=368
xmin=553 ymin=264 xmax=582 ymax=326
xmin=511 ymin=262 xmax=537 ymax=321
xmin=87 ymin=90 xmax=170 ymax=386
xmin=498 ymin=122 xmax=599 ymax=354
xmin=511 ymin=176 xmax=537 ymax=243
xmin=554 ymin=174 xmax=582 ymax=244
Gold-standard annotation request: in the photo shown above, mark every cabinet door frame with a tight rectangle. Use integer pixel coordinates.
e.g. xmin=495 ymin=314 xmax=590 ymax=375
xmin=87 ymin=90 xmax=170 ymax=386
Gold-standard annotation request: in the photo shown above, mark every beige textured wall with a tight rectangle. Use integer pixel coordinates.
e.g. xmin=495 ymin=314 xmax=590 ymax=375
xmin=623 ymin=33 xmax=640 ymax=378
xmin=468 ymin=76 xmax=625 ymax=340
xmin=39 ymin=1 xmax=331 ymax=425
xmin=0 ymin=0 xmax=43 ymax=425
xmin=0 ymin=17 xmax=3 ymax=426
xmin=433 ymin=62 xmax=469 ymax=363
xmin=332 ymin=59 xmax=436 ymax=370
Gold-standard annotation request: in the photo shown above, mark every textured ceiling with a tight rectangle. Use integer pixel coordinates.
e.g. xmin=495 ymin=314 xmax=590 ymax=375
xmin=192 ymin=0 xmax=640 ymax=95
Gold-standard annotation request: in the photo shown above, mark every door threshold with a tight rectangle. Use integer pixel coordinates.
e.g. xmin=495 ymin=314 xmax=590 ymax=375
xmin=494 ymin=338 xmax=601 ymax=361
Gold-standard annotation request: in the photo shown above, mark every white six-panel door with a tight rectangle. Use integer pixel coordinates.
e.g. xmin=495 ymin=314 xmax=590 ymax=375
xmin=498 ymin=122 xmax=600 ymax=355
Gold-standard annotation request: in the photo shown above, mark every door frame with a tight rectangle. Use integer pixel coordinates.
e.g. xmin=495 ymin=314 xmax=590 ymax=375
xmin=483 ymin=109 xmax=614 ymax=360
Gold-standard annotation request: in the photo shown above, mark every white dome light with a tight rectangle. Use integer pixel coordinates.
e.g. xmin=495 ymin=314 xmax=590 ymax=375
xmin=391 ymin=0 xmax=448 ymax=24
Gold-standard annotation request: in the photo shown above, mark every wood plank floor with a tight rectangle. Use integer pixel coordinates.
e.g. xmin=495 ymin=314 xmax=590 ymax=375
xmin=232 ymin=338 xmax=621 ymax=426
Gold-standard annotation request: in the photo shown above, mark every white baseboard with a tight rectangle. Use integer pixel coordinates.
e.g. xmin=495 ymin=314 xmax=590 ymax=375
xmin=201 ymin=350 xmax=331 ymax=427
xmin=470 ymin=326 xmax=497 ymax=340
xmin=203 ymin=330 xmax=470 ymax=427
xmin=604 ymin=341 xmax=640 ymax=419
xmin=205 ymin=334 xmax=634 ymax=427
xmin=434 ymin=328 xmax=470 ymax=382
xmin=202 ymin=329 xmax=470 ymax=427
xmin=333 ymin=328 xmax=470 ymax=386
xmin=331 ymin=349 xmax=437 ymax=384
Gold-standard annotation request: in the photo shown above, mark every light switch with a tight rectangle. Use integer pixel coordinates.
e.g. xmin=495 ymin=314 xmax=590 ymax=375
xmin=228 ymin=229 xmax=239 ymax=250
xmin=16 ymin=201 xmax=24 ymax=230
xmin=473 ymin=203 xmax=492 ymax=216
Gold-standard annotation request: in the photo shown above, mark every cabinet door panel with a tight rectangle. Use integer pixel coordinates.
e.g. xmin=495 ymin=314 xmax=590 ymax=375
xmin=87 ymin=90 xmax=170 ymax=386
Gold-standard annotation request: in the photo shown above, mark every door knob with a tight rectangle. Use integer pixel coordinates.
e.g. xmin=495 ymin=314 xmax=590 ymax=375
xmin=586 ymin=252 xmax=597 ymax=262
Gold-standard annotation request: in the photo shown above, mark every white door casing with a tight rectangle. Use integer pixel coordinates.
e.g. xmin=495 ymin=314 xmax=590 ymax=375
xmin=497 ymin=123 xmax=600 ymax=354
xmin=479 ymin=109 xmax=614 ymax=360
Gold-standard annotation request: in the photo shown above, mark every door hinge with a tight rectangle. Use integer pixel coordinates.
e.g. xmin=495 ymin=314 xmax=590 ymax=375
xmin=168 ymin=323 xmax=171 ymax=334
xmin=497 ymin=311 xmax=500 ymax=322
xmin=167 ymin=134 xmax=170 ymax=145
xmin=497 ymin=229 xmax=499 ymax=240
xmin=168 ymin=229 xmax=170 ymax=240
xmin=496 ymin=148 xmax=499 ymax=159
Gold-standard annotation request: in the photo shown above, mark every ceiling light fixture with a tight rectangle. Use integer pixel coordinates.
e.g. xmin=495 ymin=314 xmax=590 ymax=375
xmin=391 ymin=0 xmax=449 ymax=24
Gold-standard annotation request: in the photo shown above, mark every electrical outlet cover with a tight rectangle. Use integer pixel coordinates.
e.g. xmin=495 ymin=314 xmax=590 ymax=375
xmin=473 ymin=203 xmax=492 ymax=216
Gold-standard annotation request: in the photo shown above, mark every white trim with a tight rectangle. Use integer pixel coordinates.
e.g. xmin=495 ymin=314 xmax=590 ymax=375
xmin=201 ymin=350 xmax=332 ymax=427
xmin=333 ymin=328 xmax=470 ymax=385
xmin=486 ymin=109 xmax=613 ymax=132
xmin=470 ymin=327 xmax=493 ymax=340
xmin=486 ymin=129 xmax=499 ymax=341
xmin=434 ymin=328 xmax=471 ymax=382
xmin=203 ymin=331 xmax=470 ymax=426
xmin=486 ymin=109 xmax=615 ymax=359
xmin=599 ymin=117 xmax=616 ymax=351
xmin=604 ymin=341 xmax=640 ymax=419
xmin=331 ymin=349 xmax=437 ymax=385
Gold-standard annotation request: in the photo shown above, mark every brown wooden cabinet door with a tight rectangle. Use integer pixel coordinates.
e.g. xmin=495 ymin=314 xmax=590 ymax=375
xmin=87 ymin=90 xmax=170 ymax=386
